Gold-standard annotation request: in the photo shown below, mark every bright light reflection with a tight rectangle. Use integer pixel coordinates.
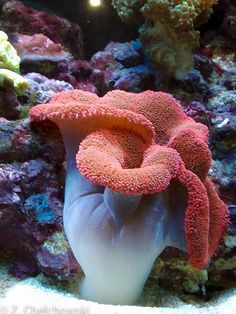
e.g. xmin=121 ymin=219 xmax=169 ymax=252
xmin=89 ymin=0 xmax=102 ymax=7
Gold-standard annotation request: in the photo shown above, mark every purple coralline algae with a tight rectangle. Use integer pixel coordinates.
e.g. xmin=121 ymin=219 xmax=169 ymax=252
xmin=24 ymin=73 xmax=73 ymax=105
xmin=0 ymin=118 xmax=40 ymax=162
xmin=58 ymin=40 xmax=155 ymax=95
xmin=0 ymin=160 xmax=79 ymax=279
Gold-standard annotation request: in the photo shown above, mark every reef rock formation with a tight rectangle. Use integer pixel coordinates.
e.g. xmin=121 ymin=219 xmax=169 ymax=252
xmin=0 ymin=0 xmax=83 ymax=58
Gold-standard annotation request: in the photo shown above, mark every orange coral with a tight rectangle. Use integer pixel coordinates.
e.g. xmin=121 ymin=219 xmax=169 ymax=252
xmin=30 ymin=89 xmax=229 ymax=269
xmin=30 ymin=89 xmax=155 ymax=142
xmin=77 ymin=129 xmax=181 ymax=194
xmin=103 ymin=90 xmax=211 ymax=179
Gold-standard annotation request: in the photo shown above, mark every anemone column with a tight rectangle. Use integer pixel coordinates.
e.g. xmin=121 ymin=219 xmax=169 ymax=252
xmin=58 ymin=124 xmax=185 ymax=305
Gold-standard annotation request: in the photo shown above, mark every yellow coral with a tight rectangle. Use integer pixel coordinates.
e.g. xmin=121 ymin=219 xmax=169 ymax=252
xmin=0 ymin=69 xmax=28 ymax=96
xmin=0 ymin=30 xmax=28 ymax=94
xmin=112 ymin=0 xmax=218 ymax=78
xmin=0 ymin=30 xmax=20 ymax=73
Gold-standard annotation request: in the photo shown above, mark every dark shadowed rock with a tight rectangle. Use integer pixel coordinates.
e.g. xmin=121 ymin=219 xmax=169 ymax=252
xmin=0 ymin=118 xmax=40 ymax=162
xmin=0 ymin=0 xmax=84 ymax=58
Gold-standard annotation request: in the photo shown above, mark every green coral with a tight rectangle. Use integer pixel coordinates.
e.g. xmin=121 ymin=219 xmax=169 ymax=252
xmin=0 ymin=30 xmax=28 ymax=95
xmin=0 ymin=69 xmax=28 ymax=96
xmin=151 ymin=257 xmax=208 ymax=294
xmin=112 ymin=0 xmax=146 ymax=23
xmin=0 ymin=30 xmax=20 ymax=73
xmin=43 ymin=232 xmax=70 ymax=255
xmin=112 ymin=0 xmax=218 ymax=79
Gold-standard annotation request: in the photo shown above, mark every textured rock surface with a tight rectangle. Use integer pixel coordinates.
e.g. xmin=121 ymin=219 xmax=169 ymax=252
xmin=0 ymin=0 xmax=83 ymax=58
xmin=10 ymin=33 xmax=72 ymax=63
xmin=7 ymin=33 xmax=73 ymax=78
xmin=58 ymin=40 xmax=155 ymax=95
xmin=0 ymin=160 xmax=79 ymax=279
xmin=24 ymin=72 xmax=73 ymax=107
xmin=221 ymin=2 xmax=236 ymax=40
xmin=0 ymin=118 xmax=40 ymax=162
xmin=0 ymin=90 xmax=21 ymax=120
xmin=36 ymin=232 xmax=79 ymax=279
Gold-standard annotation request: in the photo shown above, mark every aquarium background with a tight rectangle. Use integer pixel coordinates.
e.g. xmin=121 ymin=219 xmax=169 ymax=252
xmin=0 ymin=0 xmax=235 ymax=308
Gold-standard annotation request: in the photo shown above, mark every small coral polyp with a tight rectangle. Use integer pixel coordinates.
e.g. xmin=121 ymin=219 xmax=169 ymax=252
xmin=30 ymin=90 xmax=229 ymax=305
